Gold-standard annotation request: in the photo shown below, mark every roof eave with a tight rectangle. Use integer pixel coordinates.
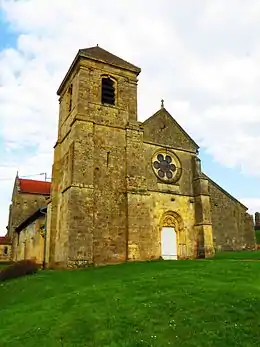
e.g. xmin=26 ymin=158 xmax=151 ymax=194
xmin=19 ymin=191 xmax=50 ymax=196
xmin=204 ymin=173 xmax=248 ymax=210
xmin=57 ymin=50 xmax=81 ymax=96
xmin=57 ymin=50 xmax=141 ymax=96
xmin=79 ymin=49 xmax=141 ymax=75
xmin=15 ymin=206 xmax=47 ymax=233
xmin=0 ymin=238 xmax=12 ymax=245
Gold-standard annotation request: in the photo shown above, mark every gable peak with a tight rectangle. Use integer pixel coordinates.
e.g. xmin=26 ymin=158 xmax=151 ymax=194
xmin=143 ymin=105 xmax=199 ymax=151
xmin=161 ymin=99 xmax=165 ymax=109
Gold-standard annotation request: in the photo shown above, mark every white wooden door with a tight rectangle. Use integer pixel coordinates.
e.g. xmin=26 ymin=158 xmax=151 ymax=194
xmin=161 ymin=227 xmax=177 ymax=260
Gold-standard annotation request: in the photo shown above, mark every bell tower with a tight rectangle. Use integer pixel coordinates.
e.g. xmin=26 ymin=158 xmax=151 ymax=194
xmin=48 ymin=46 xmax=141 ymax=267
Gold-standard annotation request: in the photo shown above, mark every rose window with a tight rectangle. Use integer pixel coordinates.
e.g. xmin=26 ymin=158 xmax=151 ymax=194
xmin=152 ymin=150 xmax=181 ymax=183
xmin=153 ymin=154 xmax=176 ymax=179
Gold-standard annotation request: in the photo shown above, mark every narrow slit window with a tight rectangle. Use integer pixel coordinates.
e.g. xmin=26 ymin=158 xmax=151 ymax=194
xmin=3 ymin=246 xmax=8 ymax=255
xmin=102 ymin=77 xmax=115 ymax=105
xmin=68 ymin=84 xmax=73 ymax=112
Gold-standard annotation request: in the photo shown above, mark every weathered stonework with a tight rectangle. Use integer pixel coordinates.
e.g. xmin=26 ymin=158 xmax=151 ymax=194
xmin=8 ymin=177 xmax=50 ymax=261
xmin=8 ymin=178 xmax=50 ymax=236
xmin=44 ymin=46 xmax=255 ymax=268
xmin=13 ymin=216 xmax=45 ymax=264
xmin=207 ymin=178 xmax=256 ymax=251
xmin=0 ymin=236 xmax=12 ymax=263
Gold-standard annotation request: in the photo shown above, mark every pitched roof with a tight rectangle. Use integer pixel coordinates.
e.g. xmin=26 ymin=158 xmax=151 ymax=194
xmin=142 ymin=107 xmax=199 ymax=151
xmin=0 ymin=236 xmax=12 ymax=245
xmin=79 ymin=46 xmax=141 ymax=74
xmin=203 ymin=173 xmax=248 ymax=210
xmin=18 ymin=179 xmax=51 ymax=195
xmin=16 ymin=207 xmax=47 ymax=233
xmin=57 ymin=45 xmax=141 ymax=95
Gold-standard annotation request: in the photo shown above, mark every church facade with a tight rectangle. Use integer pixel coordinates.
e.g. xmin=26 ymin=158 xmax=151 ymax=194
xmin=41 ymin=46 xmax=255 ymax=268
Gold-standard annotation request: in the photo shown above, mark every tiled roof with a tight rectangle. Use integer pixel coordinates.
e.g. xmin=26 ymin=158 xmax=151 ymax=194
xmin=18 ymin=179 xmax=51 ymax=195
xmin=0 ymin=236 xmax=12 ymax=245
xmin=79 ymin=46 xmax=141 ymax=74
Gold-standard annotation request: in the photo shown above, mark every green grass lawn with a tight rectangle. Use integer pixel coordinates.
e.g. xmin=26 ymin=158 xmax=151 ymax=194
xmin=1 ymin=257 xmax=260 ymax=347
xmin=214 ymin=249 xmax=260 ymax=260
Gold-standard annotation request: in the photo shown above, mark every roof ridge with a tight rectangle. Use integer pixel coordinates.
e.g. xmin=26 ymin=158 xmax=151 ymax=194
xmin=143 ymin=107 xmax=199 ymax=150
xmin=19 ymin=178 xmax=51 ymax=183
xmin=18 ymin=178 xmax=51 ymax=195
xmin=79 ymin=46 xmax=141 ymax=74
xmin=203 ymin=173 xmax=248 ymax=209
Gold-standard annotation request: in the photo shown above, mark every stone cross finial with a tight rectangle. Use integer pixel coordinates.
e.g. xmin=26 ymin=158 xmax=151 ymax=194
xmin=161 ymin=99 xmax=164 ymax=108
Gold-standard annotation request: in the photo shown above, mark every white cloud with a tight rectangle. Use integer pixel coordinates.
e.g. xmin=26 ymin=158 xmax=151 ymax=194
xmin=1 ymin=0 xmax=260 ymax=234
xmin=240 ymin=198 xmax=260 ymax=218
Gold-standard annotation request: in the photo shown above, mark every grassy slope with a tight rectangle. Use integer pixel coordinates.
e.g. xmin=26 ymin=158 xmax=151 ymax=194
xmin=1 ymin=258 xmax=260 ymax=347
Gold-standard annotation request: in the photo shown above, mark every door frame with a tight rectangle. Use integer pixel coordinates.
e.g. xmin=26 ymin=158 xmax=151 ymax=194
xmin=159 ymin=211 xmax=184 ymax=260
xmin=161 ymin=226 xmax=177 ymax=260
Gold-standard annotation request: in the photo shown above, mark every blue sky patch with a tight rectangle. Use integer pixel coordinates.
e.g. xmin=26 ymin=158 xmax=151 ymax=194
xmin=0 ymin=10 xmax=17 ymax=50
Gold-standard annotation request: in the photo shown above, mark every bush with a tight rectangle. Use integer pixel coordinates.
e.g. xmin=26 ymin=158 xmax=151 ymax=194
xmin=0 ymin=260 xmax=39 ymax=281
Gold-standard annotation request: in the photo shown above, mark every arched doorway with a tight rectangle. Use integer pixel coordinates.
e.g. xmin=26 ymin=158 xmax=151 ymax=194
xmin=160 ymin=211 xmax=184 ymax=260
xmin=161 ymin=227 xmax=177 ymax=260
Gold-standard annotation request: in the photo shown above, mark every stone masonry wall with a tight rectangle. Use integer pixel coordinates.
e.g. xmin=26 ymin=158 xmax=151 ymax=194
xmin=0 ymin=244 xmax=12 ymax=263
xmin=92 ymin=124 xmax=127 ymax=264
xmin=9 ymin=187 xmax=49 ymax=262
xmin=149 ymin=192 xmax=196 ymax=259
xmin=48 ymin=53 xmax=139 ymax=267
xmin=129 ymin=141 xmax=198 ymax=261
xmin=8 ymin=191 xmax=48 ymax=238
xmin=144 ymin=144 xmax=196 ymax=196
xmin=14 ymin=216 xmax=45 ymax=264
xmin=209 ymin=181 xmax=255 ymax=251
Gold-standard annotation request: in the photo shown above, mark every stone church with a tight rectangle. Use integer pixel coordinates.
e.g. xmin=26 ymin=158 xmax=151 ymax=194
xmin=8 ymin=46 xmax=255 ymax=268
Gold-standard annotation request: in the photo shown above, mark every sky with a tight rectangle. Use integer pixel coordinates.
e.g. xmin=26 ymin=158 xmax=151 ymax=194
xmin=0 ymin=0 xmax=260 ymax=235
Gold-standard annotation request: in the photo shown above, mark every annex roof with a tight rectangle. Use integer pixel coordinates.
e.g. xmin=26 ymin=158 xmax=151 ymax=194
xmin=18 ymin=179 xmax=51 ymax=195
xmin=0 ymin=236 xmax=12 ymax=245
xmin=15 ymin=207 xmax=47 ymax=233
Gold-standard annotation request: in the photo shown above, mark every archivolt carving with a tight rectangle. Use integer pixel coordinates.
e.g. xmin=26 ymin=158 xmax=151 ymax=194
xmin=164 ymin=216 xmax=175 ymax=227
xmin=160 ymin=211 xmax=184 ymax=233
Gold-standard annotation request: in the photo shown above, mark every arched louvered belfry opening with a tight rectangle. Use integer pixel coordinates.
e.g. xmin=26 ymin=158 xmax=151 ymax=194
xmin=101 ymin=77 xmax=115 ymax=105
